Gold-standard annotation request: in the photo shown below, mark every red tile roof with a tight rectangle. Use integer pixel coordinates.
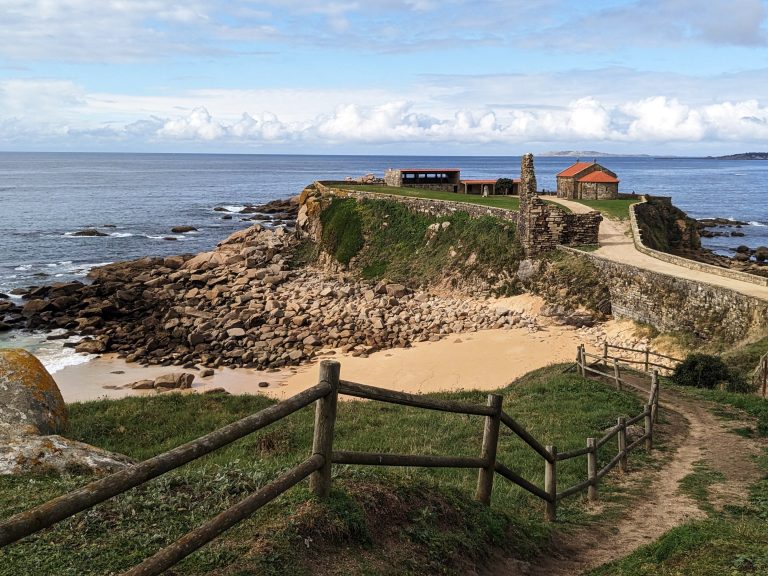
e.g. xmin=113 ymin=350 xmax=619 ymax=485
xmin=556 ymin=161 xmax=595 ymax=178
xmin=578 ymin=171 xmax=619 ymax=184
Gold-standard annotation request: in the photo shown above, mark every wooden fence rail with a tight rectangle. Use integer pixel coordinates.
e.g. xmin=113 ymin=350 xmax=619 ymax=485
xmin=601 ymin=341 xmax=682 ymax=375
xmin=0 ymin=356 xmax=662 ymax=575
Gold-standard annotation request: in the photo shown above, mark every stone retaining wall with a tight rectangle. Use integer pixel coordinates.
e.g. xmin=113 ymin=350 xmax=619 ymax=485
xmin=559 ymin=246 xmax=768 ymax=342
xmin=629 ymin=197 xmax=768 ymax=287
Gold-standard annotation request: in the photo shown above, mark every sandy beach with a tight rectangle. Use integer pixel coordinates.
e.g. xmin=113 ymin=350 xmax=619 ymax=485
xmin=51 ymin=295 xmax=636 ymax=403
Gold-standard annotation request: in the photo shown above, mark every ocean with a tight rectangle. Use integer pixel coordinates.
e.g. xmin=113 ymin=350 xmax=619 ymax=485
xmin=1 ymin=152 xmax=767 ymax=370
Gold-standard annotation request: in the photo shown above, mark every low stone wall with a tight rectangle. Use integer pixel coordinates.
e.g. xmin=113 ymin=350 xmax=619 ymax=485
xmin=629 ymin=197 xmax=768 ymax=287
xmin=315 ymin=182 xmax=519 ymax=222
xmin=559 ymin=246 xmax=768 ymax=342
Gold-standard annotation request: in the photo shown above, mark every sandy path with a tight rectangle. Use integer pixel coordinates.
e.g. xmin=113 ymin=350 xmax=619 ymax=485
xmin=547 ymin=197 xmax=768 ymax=301
xmin=497 ymin=374 xmax=766 ymax=576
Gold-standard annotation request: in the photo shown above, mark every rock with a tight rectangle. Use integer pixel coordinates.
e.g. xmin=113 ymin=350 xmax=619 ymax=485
xmin=258 ymin=381 xmax=269 ymax=388
xmin=735 ymin=245 xmax=751 ymax=253
xmin=227 ymin=327 xmax=246 ymax=338
xmin=71 ymin=229 xmax=108 ymax=237
xmin=0 ymin=434 xmax=134 ymax=476
xmin=203 ymin=387 xmax=229 ymax=395
xmin=200 ymin=368 xmax=215 ymax=377
xmin=154 ymin=372 xmax=195 ymax=389
xmin=130 ymin=379 xmax=155 ymax=390
xmin=0 ymin=349 xmax=67 ymax=436
xmin=755 ymin=246 xmax=768 ymax=262
xmin=385 ymin=283 xmax=407 ymax=298
xmin=22 ymin=298 xmax=51 ymax=317
xmin=171 ymin=226 xmax=198 ymax=233
xmin=75 ymin=336 xmax=110 ymax=354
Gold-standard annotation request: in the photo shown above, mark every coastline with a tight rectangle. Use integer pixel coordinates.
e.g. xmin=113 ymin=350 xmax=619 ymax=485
xmin=49 ymin=296 xmax=643 ymax=404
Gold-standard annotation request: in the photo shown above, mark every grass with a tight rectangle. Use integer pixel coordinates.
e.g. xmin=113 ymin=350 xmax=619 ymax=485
xmin=0 ymin=365 xmax=649 ymax=575
xmin=320 ymin=197 xmax=525 ymax=294
xmin=334 ymin=184 xmax=521 ymax=211
xmin=721 ymin=335 xmax=768 ymax=385
xmin=570 ymin=198 xmax=636 ymax=220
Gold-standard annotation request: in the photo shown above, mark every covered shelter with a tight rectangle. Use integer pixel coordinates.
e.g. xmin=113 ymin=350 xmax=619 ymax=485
xmin=384 ymin=168 xmax=461 ymax=191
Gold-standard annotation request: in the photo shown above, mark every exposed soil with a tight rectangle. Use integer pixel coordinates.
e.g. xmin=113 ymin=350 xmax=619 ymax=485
xmin=488 ymin=373 xmax=766 ymax=575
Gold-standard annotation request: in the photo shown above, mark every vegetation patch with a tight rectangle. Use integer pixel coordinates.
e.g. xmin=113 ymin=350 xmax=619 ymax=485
xmin=318 ymin=197 xmax=525 ymax=294
xmin=672 ymin=353 xmax=750 ymax=393
xmin=334 ymin=184 xmax=521 ymax=211
xmin=572 ymin=199 xmax=637 ymax=220
xmin=0 ymin=365 xmax=647 ymax=575
xmin=634 ymin=197 xmax=701 ymax=252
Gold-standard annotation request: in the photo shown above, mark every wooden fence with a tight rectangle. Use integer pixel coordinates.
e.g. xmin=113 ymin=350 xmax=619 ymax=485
xmin=755 ymin=352 xmax=768 ymax=399
xmin=599 ymin=342 xmax=682 ymax=376
xmin=0 ymin=359 xmax=659 ymax=575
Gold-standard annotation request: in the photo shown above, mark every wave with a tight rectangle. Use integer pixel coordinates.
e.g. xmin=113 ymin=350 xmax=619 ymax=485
xmin=14 ymin=264 xmax=32 ymax=271
xmin=748 ymin=221 xmax=767 ymax=227
xmin=109 ymin=232 xmax=135 ymax=238
xmin=0 ymin=331 xmax=91 ymax=374
xmin=219 ymin=205 xmax=245 ymax=213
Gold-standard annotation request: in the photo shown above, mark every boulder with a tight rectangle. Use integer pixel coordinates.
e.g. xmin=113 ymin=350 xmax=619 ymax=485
xmin=0 ymin=349 xmax=67 ymax=436
xmin=154 ymin=372 xmax=194 ymax=389
xmin=71 ymin=229 xmax=108 ymax=237
xmin=0 ymin=434 xmax=133 ymax=475
xmin=130 ymin=379 xmax=155 ymax=390
xmin=171 ymin=226 xmax=198 ymax=233
xmin=75 ymin=336 xmax=110 ymax=354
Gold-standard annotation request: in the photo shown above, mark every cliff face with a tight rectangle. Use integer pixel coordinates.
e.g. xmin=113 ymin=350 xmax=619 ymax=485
xmin=634 ymin=197 xmax=702 ymax=254
xmin=297 ymin=184 xmax=526 ymax=296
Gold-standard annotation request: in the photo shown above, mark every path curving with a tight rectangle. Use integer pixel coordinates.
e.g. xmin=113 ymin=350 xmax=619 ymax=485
xmin=490 ymin=376 xmax=766 ymax=576
xmin=547 ymin=197 xmax=768 ymax=301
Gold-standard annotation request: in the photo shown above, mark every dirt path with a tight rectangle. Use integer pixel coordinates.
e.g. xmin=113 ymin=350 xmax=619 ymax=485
xmin=493 ymin=376 xmax=766 ymax=575
xmin=546 ymin=196 xmax=768 ymax=301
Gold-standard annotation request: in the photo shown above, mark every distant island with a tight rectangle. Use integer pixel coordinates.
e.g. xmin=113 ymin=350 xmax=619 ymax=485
xmin=541 ymin=150 xmax=651 ymax=158
xmin=707 ymin=152 xmax=768 ymax=160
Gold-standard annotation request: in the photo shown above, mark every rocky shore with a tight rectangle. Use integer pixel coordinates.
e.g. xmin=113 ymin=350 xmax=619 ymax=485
xmin=0 ymin=198 xmax=537 ymax=372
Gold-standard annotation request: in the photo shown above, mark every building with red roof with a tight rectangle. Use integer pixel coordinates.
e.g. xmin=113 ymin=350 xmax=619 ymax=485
xmin=556 ymin=161 xmax=619 ymax=200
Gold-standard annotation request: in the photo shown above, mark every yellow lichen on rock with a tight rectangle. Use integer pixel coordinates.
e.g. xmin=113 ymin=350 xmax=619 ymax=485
xmin=0 ymin=348 xmax=67 ymax=436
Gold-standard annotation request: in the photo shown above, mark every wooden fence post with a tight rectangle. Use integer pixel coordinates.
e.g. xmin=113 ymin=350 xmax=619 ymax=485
xmin=603 ymin=342 xmax=609 ymax=367
xmin=613 ymin=359 xmax=622 ymax=390
xmin=587 ymin=438 xmax=597 ymax=502
xmin=475 ymin=394 xmax=503 ymax=505
xmin=762 ymin=356 xmax=767 ymax=399
xmin=651 ymin=370 xmax=660 ymax=424
xmin=544 ymin=446 xmax=557 ymax=522
xmin=579 ymin=345 xmax=586 ymax=377
xmin=644 ymin=347 xmax=650 ymax=373
xmin=310 ymin=360 xmax=340 ymax=498
xmin=617 ymin=417 xmax=627 ymax=473
xmin=644 ymin=404 xmax=653 ymax=452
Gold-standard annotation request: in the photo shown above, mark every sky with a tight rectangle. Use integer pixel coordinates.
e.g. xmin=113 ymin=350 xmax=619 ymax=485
xmin=2 ymin=0 xmax=768 ymax=155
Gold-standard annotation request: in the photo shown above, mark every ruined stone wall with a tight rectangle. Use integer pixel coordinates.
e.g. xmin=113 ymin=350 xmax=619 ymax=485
xmin=383 ymin=169 xmax=401 ymax=187
xmin=559 ymin=246 xmax=768 ymax=342
xmin=519 ymin=154 xmax=601 ymax=255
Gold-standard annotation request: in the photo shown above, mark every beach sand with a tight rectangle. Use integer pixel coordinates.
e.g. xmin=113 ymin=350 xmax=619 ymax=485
xmin=52 ymin=295 xmax=622 ymax=403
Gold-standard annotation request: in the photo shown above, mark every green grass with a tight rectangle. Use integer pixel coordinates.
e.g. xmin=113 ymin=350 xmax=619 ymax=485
xmin=678 ymin=461 xmax=725 ymax=514
xmin=571 ymin=199 xmax=637 ymax=220
xmin=721 ymin=335 xmax=768 ymax=385
xmin=320 ymin=197 xmax=525 ymax=293
xmin=335 ymin=184 xmax=521 ymax=211
xmin=0 ymin=365 xmax=648 ymax=575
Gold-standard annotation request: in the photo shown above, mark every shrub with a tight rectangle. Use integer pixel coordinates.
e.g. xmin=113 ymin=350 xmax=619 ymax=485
xmin=320 ymin=198 xmax=364 ymax=265
xmin=673 ymin=353 xmax=749 ymax=392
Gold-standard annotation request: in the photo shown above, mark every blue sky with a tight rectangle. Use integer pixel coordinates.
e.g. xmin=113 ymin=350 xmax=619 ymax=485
xmin=2 ymin=0 xmax=768 ymax=154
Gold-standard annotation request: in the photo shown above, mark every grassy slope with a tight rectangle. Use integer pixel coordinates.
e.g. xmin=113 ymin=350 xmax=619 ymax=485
xmin=0 ymin=366 xmax=647 ymax=576
xmin=320 ymin=197 xmax=525 ymax=292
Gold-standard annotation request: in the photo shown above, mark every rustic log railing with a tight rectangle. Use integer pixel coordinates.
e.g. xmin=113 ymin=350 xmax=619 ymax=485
xmin=0 ymin=358 xmax=660 ymax=575
xmin=599 ymin=342 xmax=682 ymax=375
xmin=753 ymin=352 xmax=768 ymax=399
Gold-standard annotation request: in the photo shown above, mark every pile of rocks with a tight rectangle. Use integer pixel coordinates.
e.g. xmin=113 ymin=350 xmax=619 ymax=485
xmin=6 ymin=223 xmax=534 ymax=370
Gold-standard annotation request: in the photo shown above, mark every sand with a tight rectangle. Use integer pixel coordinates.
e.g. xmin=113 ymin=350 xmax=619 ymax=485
xmin=51 ymin=295 xmax=611 ymax=404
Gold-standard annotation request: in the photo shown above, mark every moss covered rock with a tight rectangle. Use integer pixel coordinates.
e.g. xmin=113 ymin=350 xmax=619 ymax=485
xmin=0 ymin=348 xmax=67 ymax=436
